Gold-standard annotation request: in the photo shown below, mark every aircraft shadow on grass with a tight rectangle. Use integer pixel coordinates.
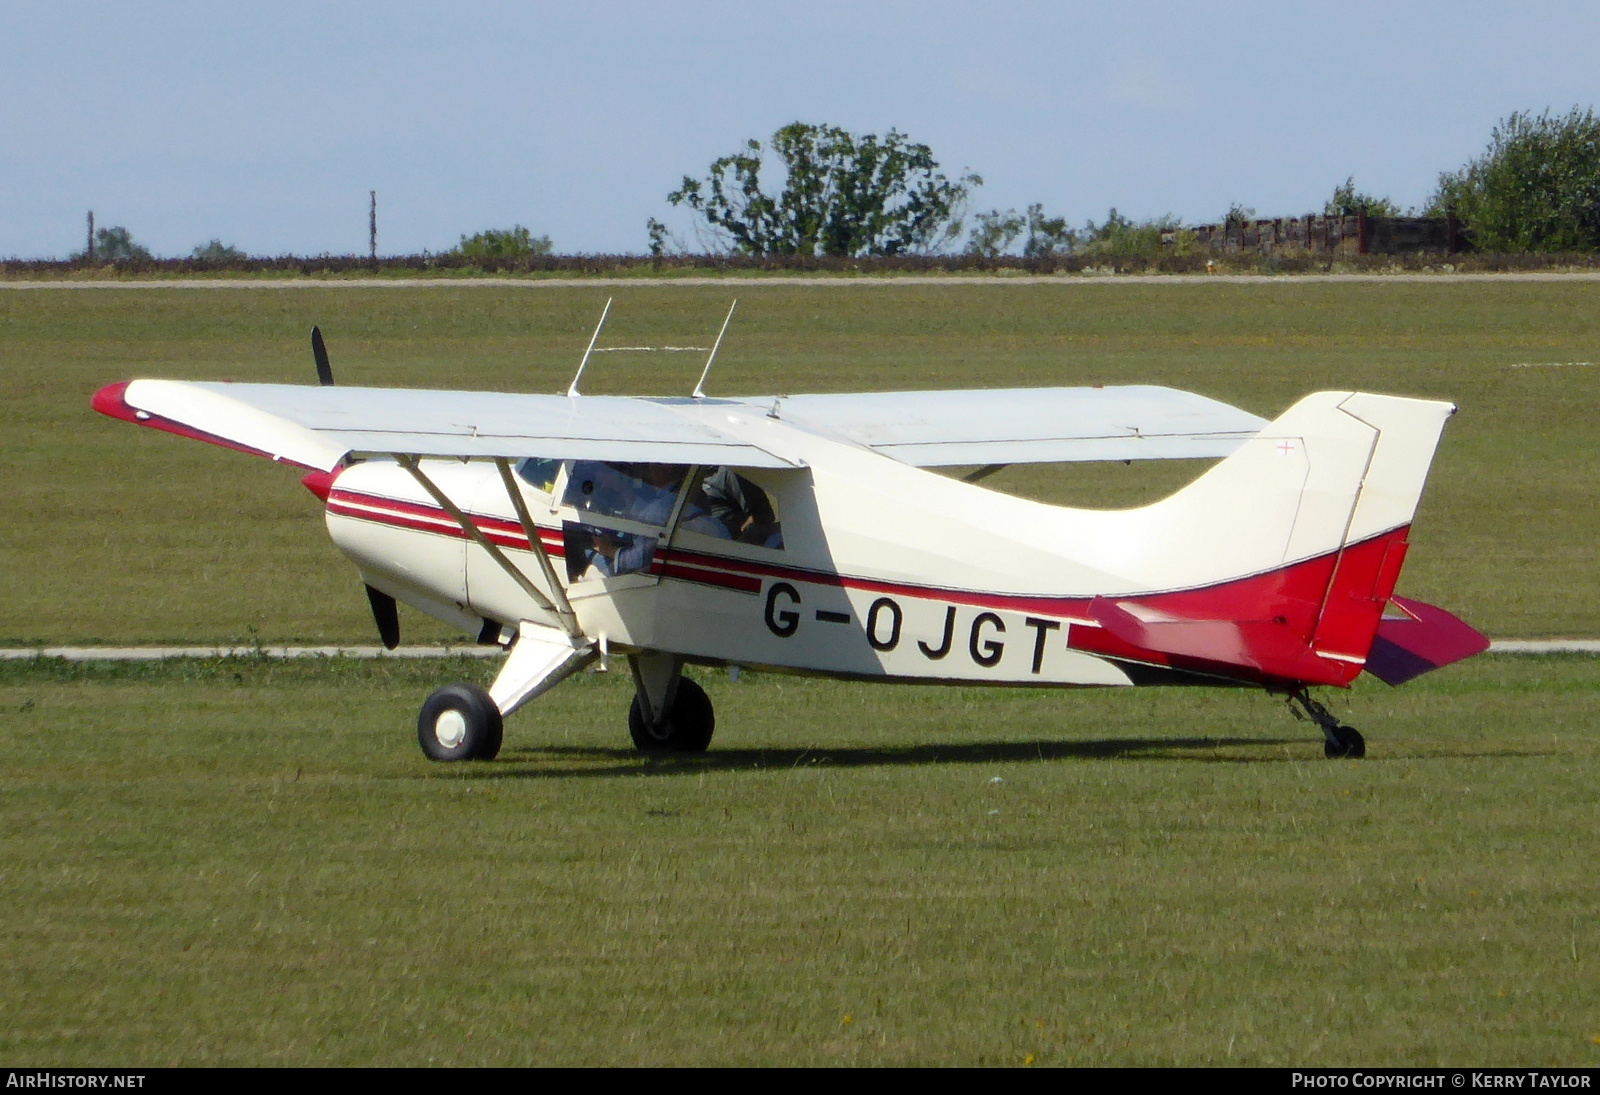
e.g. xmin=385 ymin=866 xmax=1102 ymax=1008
xmin=465 ymin=736 xmax=1308 ymax=781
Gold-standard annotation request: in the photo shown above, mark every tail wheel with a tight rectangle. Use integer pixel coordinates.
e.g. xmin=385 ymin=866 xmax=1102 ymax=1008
xmin=418 ymin=682 xmax=504 ymax=761
xmin=1289 ymin=690 xmax=1367 ymax=760
xmin=629 ymin=677 xmax=715 ymax=753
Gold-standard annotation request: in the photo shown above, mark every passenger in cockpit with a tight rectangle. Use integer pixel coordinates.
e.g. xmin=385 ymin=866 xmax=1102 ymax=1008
xmin=693 ymin=466 xmax=782 ymax=547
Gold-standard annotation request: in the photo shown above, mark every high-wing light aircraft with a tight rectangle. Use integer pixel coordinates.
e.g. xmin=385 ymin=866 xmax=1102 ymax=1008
xmin=93 ymin=308 xmax=1487 ymax=762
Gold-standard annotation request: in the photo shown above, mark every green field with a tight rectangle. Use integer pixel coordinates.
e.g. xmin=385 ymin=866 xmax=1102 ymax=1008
xmin=1 ymin=281 xmax=1598 ymax=1065
xmin=2 ymin=655 xmax=1597 ymax=1066
xmin=2 ymin=280 xmax=1597 ymax=643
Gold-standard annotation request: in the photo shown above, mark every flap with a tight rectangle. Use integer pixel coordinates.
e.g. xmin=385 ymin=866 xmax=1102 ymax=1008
xmin=737 ymin=386 xmax=1267 ymax=465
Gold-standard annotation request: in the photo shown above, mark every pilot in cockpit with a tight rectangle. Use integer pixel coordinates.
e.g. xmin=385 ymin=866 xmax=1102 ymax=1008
xmin=570 ymin=462 xmax=781 ymax=577
xmin=583 ymin=463 xmax=733 ymax=576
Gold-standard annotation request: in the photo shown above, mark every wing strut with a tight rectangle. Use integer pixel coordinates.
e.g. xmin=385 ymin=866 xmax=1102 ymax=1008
xmin=395 ymin=455 xmax=578 ymax=639
xmin=494 ymin=457 xmax=578 ymax=636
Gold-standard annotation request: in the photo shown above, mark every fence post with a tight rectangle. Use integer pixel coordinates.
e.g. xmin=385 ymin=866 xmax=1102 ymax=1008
xmin=86 ymin=211 xmax=94 ymax=263
xmin=1357 ymin=208 xmax=1369 ymax=254
xmin=369 ymin=191 xmax=377 ymax=261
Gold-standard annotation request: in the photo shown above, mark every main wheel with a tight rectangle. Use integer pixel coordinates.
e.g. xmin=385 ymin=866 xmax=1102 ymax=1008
xmin=629 ymin=677 xmax=715 ymax=753
xmin=1323 ymin=724 xmax=1366 ymax=759
xmin=418 ymin=682 xmax=504 ymax=761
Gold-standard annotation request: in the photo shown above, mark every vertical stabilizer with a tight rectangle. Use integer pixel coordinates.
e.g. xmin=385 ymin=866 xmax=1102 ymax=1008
xmin=1086 ymin=391 xmax=1458 ymax=685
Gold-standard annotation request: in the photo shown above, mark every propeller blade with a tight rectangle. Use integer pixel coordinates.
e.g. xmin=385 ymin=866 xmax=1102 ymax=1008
xmin=312 ymin=326 xmax=333 ymax=386
xmin=365 ymin=584 xmax=399 ymax=649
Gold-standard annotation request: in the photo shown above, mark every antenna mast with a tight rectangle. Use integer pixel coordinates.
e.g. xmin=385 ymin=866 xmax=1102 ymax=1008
xmin=567 ymin=297 xmax=613 ymax=397
xmin=692 ymin=300 xmax=737 ymax=399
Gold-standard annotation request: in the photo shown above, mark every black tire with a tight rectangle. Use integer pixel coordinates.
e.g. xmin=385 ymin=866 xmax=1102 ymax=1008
xmin=1323 ymin=724 xmax=1366 ymax=759
xmin=628 ymin=676 xmax=715 ymax=753
xmin=417 ymin=682 xmax=503 ymax=762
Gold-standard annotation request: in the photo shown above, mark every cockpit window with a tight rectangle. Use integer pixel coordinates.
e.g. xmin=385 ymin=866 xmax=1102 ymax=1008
xmin=515 ymin=457 xmax=560 ymax=493
xmin=560 ymin=462 xmax=785 ymax=583
xmin=560 ymin=462 xmax=684 ymax=582
xmin=562 ymin=461 xmax=684 ymax=526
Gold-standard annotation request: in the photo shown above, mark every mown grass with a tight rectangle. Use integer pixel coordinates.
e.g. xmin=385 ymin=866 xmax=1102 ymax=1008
xmin=1 ymin=282 xmax=1597 ymax=1065
xmin=0 ymin=654 xmax=1596 ymax=1066
xmin=1 ymin=281 xmax=1597 ymax=644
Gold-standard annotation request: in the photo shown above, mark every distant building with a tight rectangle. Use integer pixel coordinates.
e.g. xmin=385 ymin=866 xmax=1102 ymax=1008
xmin=1190 ymin=212 xmax=1464 ymax=255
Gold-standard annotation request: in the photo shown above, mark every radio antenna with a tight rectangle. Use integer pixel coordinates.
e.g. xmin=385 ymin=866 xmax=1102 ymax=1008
xmin=692 ymin=300 xmax=737 ymax=399
xmin=566 ymin=297 xmax=612 ymax=397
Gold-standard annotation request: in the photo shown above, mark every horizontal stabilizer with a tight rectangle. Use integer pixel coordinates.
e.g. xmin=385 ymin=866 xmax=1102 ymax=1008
xmin=1088 ymin=596 xmax=1344 ymax=685
xmin=1363 ymin=596 xmax=1490 ymax=685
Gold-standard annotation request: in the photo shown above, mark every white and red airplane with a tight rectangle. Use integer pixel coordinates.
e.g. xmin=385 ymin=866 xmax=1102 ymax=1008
xmin=93 ymin=312 xmax=1487 ymax=762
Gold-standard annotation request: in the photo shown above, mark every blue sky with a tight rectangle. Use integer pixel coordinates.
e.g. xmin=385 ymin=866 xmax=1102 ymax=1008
xmin=2 ymin=2 xmax=1595 ymax=258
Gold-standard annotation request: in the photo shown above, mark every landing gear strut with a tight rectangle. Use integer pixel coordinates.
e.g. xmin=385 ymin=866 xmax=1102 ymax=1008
xmin=414 ymin=622 xmax=594 ymax=763
xmin=1288 ymin=690 xmax=1365 ymax=759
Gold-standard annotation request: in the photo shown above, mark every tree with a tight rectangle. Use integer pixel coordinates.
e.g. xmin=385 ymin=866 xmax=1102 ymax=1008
xmin=663 ymin=122 xmax=980 ymax=256
xmin=191 ymin=239 xmax=247 ymax=262
xmin=1325 ymin=177 xmax=1401 ymax=218
xmin=967 ymin=208 xmax=1025 ymax=257
xmin=1429 ymin=107 xmax=1600 ymax=251
xmin=76 ymin=226 xmax=151 ymax=263
xmin=1222 ymin=203 xmax=1256 ymax=227
xmin=455 ymin=225 xmax=552 ymax=260
xmin=1078 ymin=208 xmax=1183 ymax=256
xmin=1021 ymin=204 xmax=1076 ymax=256
xmin=969 ymin=204 xmax=1078 ymax=257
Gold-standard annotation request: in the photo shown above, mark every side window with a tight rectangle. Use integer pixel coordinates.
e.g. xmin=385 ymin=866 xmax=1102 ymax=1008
xmin=562 ymin=461 xmax=684 ymax=524
xmin=558 ymin=462 xmax=785 ymax=581
xmin=684 ymin=467 xmax=783 ymax=550
xmin=559 ymin=462 xmax=687 ymax=581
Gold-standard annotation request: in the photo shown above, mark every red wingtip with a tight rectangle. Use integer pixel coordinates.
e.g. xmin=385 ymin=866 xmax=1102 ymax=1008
xmin=90 ymin=377 xmax=319 ymax=468
xmin=300 ymin=468 xmax=339 ymax=502
xmin=91 ymin=380 xmax=136 ymax=421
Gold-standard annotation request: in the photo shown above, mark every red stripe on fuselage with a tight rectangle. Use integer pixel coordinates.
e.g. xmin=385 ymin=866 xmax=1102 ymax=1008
xmin=322 ymin=487 xmax=1407 ymax=688
xmin=658 ymin=559 xmax=763 ymax=594
xmin=330 ymin=488 xmax=532 ymax=539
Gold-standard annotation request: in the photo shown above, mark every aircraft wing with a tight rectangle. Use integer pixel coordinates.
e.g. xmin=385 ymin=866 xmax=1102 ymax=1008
xmin=95 ymin=380 xmax=1267 ymax=472
xmin=736 ymin=386 xmax=1268 ymax=465
xmin=95 ymin=380 xmax=800 ymax=472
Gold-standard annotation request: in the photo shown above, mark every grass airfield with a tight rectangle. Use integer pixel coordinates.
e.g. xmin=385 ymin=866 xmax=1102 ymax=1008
xmin=1 ymin=280 xmax=1598 ymax=1065
xmin=3 ymin=656 xmax=1597 ymax=1066
xmin=4 ymin=278 xmax=1600 ymax=642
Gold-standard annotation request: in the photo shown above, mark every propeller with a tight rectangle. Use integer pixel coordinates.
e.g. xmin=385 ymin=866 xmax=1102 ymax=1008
xmin=312 ymin=326 xmax=333 ymax=386
xmin=365 ymin=584 xmax=400 ymax=650
xmin=310 ymin=332 xmax=389 ymax=644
